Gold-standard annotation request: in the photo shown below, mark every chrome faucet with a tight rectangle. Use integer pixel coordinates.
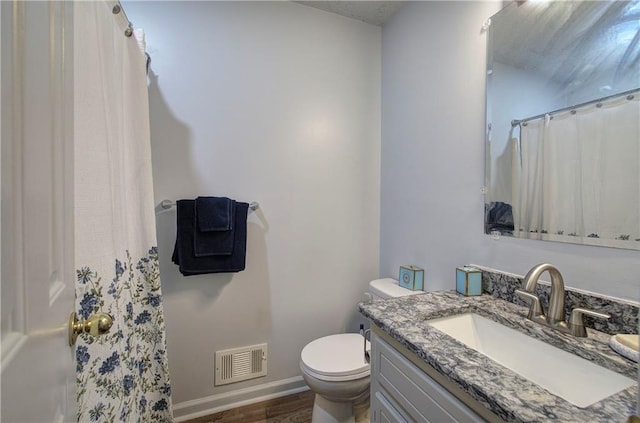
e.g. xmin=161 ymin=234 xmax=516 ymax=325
xmin=515 ymin=263 xmax=610 ymax=337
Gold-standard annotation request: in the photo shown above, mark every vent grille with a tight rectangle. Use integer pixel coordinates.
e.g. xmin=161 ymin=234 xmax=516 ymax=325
xmin=215 ymin=343 xmax=268 ymax=386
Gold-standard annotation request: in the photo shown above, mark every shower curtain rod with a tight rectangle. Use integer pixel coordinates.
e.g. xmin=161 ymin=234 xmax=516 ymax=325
xmin=109 ymin=1 xmax=134 ymax=37
xmin=109 ymin=0 xmax=152 ymax=73
xmin=511 ymin=87 xmax=640 ymax=127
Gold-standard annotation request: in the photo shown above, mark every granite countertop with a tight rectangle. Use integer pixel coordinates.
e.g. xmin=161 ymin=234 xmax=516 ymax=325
xmin=359 ymin=291 xmax=638 ymax=423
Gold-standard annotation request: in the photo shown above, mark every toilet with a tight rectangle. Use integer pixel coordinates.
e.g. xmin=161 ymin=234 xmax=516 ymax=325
xmin=300 ymin=278 xmax=422 ymax=423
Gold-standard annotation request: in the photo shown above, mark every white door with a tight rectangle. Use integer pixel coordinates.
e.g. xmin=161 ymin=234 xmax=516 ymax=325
xmin=1 ymin=1 xmax=76 ymax=422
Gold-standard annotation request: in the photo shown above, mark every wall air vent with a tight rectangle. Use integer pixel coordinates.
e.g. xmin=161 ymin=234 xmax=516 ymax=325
xmin=215 ymin=343 xmax=268 ymax=386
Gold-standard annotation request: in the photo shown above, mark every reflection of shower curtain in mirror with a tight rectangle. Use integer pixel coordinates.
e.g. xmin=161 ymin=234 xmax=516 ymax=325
xmin=513 ymin=95 xmax=639 ymax=241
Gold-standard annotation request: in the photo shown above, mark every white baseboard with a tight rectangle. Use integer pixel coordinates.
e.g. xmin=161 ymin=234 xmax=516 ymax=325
xmin=172 ymin=376 xmax=310 ymax=422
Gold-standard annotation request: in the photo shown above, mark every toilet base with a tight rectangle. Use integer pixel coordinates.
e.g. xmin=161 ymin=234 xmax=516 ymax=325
xmin=312 ymin=394 xmax=355 ymax=423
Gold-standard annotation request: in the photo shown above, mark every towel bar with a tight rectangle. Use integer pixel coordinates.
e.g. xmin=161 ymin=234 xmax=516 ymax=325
xmin=158 ymin=199 xmax=259 ymax=212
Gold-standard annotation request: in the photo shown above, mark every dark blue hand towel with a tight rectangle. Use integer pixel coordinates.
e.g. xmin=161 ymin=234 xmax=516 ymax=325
xmin=194 ymin=197 xmax=236 ymax=256
xmin=172 ymin=200 xmax=248 ymax=276
xmin=195 ymin=196 xmax=235 ymax=231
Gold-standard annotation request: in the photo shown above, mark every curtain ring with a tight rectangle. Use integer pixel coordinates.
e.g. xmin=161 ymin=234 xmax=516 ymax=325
xmin=125 ymin=24 xmax=133 ymax=37
xmin=112 ymin=5 xmax=121 ymax=14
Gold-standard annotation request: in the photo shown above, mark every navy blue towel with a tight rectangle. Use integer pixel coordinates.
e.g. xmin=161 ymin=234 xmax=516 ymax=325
xmin=172 ymin=200 xmax=248 ymax=276
xmin=196 ymin=196 xmax=235 ymax=231
xmin=194 ymin=197 xmax=236 ymax=256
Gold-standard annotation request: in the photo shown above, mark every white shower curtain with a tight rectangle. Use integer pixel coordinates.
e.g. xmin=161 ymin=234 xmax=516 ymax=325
xmin=74 ymin=2 xmax=172 ymax=421
xmin=514 ymin=93 xmax=640 ymax=244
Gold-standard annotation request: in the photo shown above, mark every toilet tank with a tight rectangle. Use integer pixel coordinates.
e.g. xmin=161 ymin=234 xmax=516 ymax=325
xmin=368 ymin=278 xmax=423 ymax=300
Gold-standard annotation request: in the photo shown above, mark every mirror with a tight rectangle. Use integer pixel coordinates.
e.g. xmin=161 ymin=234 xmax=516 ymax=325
xmin=485 ymin=1 xmax=640 ymax=250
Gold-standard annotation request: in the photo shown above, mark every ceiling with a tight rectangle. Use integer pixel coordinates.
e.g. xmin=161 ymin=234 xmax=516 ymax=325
xmin=491 ymin=1 xmax=640 ymax=91
xmin=294 ymin=1 xmax=405 ymax=26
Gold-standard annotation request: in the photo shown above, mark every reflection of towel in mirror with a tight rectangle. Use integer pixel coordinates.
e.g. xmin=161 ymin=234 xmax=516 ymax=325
xmin=194 ymin=197 xmax=236 ymax=256
xmin=485 ymin=202 xmax=514 ymax=233
xmin=172 ymin=199 xmax=248 ymax=276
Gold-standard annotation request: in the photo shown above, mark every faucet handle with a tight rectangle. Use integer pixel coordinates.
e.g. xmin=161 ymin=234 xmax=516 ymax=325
xmin=568 ymin=307 xmax=610 ymax=337
xmin=515 ymin=289 xmax=545 ymax=321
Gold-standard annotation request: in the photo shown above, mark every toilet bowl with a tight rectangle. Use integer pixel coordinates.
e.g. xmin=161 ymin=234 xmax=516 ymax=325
xmin=300 ymin=333 xmax=370 ymax=423
xmin=300 ymin=278 xmax=422 ymax=423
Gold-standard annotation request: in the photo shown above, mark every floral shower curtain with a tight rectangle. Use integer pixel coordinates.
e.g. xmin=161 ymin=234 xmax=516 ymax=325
xmin=74 ymin=2 xmax=172 ymax=421
xmin=514 ymin=92 xmax=640 ymax=243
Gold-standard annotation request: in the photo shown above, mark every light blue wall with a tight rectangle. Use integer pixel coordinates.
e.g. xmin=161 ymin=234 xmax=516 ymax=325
xmin=125 ymin=1 xmax=381 ymax=414
xmin=380 ymin=1 xmax=639 ymax=302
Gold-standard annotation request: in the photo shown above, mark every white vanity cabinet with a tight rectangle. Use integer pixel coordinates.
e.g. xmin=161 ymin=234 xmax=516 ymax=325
xmin=370 ymin=329 xmax=489 ymax=423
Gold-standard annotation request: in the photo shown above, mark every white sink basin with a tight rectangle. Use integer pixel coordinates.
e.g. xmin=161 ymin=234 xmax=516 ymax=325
xmin=426 ymin=313 xmax=635 ymax=408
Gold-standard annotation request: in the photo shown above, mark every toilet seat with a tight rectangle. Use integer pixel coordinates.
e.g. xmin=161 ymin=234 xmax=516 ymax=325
xmin=301 ymin=334 xmax=370 ymax=382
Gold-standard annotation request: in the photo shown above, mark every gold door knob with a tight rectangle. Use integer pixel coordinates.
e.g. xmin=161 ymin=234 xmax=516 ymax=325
xmin=68 ymin=311 xmax=113 ymax=346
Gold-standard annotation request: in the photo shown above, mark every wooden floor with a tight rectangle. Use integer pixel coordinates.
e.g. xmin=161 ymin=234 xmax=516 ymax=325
xmin=183 ymin=391 xmax=314 ymax=423
xmin=183 ymin=390 xmax=370 ymax=423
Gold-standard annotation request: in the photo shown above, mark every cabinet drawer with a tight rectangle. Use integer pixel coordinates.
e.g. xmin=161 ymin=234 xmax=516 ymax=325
xmin=372 ymin=333 xmax=484 ymax=423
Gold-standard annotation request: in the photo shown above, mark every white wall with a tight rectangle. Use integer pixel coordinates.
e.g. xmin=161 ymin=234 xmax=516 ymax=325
xmin=125 ymin=1 xmax=381 ymax=415
xmin=380 ymin=1 xmax=639 ymax=302
xmin=123 ymin=0 xmax=637 ymax=416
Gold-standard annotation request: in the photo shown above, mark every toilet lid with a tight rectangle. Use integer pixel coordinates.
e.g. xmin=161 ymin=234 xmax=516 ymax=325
xmin=300 ymin=334 xmax=370 ymax=381
xmin=369 ymin=278 xmax=423 ymax=299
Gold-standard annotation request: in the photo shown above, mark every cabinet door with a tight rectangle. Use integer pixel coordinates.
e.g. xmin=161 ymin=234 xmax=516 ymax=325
xmin=372 ymin=332 xmax=485 ymax=423
xmin=373 ymin=391 xmax=409 ymax=423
